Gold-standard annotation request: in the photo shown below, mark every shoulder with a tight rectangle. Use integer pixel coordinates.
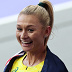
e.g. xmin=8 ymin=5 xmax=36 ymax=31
xmin=46 ymin=47 xmax=68 ymax=72
xmin=51 ymin=51 xmax=68 ymax=71
xmin=4 ymin=50 xmax=25 ymax=72
xmin=52 ymin=53 xmax=68 ymax=71
xmin=5 ymin=50 xmax=25 ymax=66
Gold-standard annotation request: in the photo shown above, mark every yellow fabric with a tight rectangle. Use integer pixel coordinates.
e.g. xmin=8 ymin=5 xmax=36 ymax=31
xmin=11 ymin=53 xmax=44 ymax=72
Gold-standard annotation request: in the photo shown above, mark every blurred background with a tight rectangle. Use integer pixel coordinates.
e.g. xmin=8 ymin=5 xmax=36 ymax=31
xmin=0 ymin=0 xmax=72 ymax=72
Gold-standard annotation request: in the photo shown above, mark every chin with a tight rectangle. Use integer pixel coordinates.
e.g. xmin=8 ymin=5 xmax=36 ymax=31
xmin=21 ymin=46 xmax=33 ymax=52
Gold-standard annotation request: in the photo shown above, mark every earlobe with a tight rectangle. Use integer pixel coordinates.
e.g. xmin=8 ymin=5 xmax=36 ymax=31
xmin=44 ymin=35 xmax=47 ymax=38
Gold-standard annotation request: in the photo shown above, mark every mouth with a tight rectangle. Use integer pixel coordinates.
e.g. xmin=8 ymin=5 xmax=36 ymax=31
xmin=22 ymin=41 xmax=33 ymax=44
xmin=21 ymin=39 xmax=33 ymax=47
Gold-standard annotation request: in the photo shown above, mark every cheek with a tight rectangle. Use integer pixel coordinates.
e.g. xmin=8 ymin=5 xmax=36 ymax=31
xmin=31 ymin=32 xmax=44 ymax=43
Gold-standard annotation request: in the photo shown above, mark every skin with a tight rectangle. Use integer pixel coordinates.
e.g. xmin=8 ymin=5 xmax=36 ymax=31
xmin=16 ymin=14 xmax=51 ymax=66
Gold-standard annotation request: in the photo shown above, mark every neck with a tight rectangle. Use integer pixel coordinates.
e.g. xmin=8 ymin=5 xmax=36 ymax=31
xmin=23 ymin=46 xmax=47 ymax=66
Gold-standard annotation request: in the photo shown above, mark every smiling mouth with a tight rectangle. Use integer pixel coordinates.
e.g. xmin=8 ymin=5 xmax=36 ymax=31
xmin=22 ymin=41 xmax=33 ymax=47
xmin=21 ymin=39 xmax=33 ymax=47
xmin=22 ymin=41 xmax=33 ymax=44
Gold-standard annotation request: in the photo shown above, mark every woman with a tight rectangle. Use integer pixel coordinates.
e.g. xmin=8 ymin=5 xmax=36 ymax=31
xmin=4 ymin=0 xmax=68 ymax=72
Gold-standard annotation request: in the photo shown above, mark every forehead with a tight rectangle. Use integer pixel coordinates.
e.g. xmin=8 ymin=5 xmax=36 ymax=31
xmin=17 ymin=14 xmax=42 ymax=27
xmin=17 ymin=14 xmax=39 ymax=23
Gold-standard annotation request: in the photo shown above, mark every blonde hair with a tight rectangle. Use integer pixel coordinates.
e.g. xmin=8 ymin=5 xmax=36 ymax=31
xmin=19 ymin=0 xmax=53 ymax=28
xmin=19 ymin=0 xmax=54 ymax=45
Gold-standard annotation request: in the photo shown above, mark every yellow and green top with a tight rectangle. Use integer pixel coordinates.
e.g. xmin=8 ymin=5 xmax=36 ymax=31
xmin=11 ymin=53 xmax=44 ymax=72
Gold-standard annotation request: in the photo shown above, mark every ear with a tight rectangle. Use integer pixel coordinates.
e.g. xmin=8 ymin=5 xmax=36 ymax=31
xmin=45 ymin=26 xmax=51 ymax=37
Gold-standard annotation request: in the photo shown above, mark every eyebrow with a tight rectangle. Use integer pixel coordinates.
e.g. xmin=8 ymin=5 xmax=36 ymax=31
xmin=17 ymin=24 xmax=36 ymax=28
xmin=27 ymin=25 xmax=36 ymax=28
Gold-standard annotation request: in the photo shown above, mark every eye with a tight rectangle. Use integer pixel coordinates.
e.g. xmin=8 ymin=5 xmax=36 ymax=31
xmin=28 ymin=29 xmax=34 ymax=32
xmin=17 ymin=28 xmax=22 ymax=31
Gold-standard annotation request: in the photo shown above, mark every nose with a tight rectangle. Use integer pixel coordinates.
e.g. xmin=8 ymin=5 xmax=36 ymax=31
xmin=20 ymin=30 xmax=28 ymax=39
